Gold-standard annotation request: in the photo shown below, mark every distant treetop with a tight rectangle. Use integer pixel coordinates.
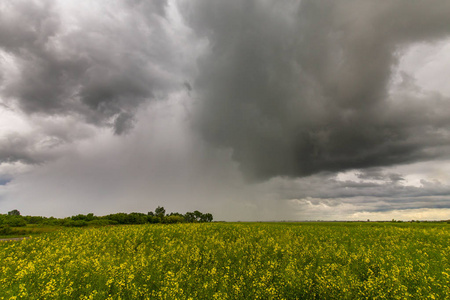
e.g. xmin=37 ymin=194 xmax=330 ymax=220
xmin=8 ymin=209 xmax=20 ymax=216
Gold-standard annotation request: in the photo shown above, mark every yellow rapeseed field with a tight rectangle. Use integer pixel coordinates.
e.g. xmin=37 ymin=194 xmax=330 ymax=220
xmin=1 ymin=222 xmax=449 ymax=299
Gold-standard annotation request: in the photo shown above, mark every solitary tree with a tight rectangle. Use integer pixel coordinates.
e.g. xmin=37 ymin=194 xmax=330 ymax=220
xmin=8 ymin=209 xmax=20 ymax=216
xmin=155 ymin=206 xmax=166 ymax=222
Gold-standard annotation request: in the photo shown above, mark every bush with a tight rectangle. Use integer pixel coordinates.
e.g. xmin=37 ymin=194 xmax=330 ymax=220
xmin=166 ymin=215 xmax=184 ymax=224
xmin=63 ymin=220 xmax=88 ymax=227
xmin=5 ymin=216 xmax=27 ymax=227
xmin=88 ymin=219 xmax=117 ymax=226
xmin=43 ymin=217 xmax=63 ymax=226
xmin=0 ymin=225 xmax=12 ymax=235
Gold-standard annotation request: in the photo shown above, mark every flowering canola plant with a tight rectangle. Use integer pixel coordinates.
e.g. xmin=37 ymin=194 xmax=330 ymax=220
xmin=1 ymin=222 xmax=449 ymax=299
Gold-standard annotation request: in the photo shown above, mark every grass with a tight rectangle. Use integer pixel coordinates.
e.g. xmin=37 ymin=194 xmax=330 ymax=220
xmin=1 ymin=222 xmax=449 ymax=299
xmin=0 ymin=224 xmax=61 ymax=239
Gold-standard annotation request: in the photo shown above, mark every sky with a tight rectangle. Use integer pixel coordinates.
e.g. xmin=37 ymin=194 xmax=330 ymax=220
xmin=1 ymin=0 xmax=450 ymax=221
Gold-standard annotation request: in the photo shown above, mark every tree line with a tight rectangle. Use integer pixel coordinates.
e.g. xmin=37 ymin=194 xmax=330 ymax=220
xmin=0 ymin=207 xmax=213 ymax=233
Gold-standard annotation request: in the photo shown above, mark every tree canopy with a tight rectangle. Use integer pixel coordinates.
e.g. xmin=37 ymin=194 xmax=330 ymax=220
xmin=0 ymin=206 xmax=213 ymax=231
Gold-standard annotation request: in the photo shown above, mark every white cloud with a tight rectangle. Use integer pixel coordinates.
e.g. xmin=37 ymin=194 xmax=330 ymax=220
xmin=351 ymin=208 xmax=450 ymax=221
xmin=395 ymin=38 xmax=450 ymax=97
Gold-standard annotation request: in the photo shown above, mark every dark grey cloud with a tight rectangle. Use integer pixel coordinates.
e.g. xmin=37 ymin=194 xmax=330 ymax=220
xmin=0 ymin=0 xmax=181 ymax=135
xmin=0 ymin=111 xmax=95 ymax=165
xmin=280 ymin=174 xmax=450 ymax=200
xmin=263 ymin=169 xmax=450 ymax=218
xmin=183 ymin=0 xmax=450 ymax=180
xmin=356 ymin=169 xmax=405 ymax=183
xmin=0 ymin=133 xmax=41 ymax=164
xmin=0 ymin=130 xmax=76 ymax=165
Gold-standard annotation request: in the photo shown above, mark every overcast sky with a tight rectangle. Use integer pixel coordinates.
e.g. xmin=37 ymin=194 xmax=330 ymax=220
xmin=1 ymin=0 xmax=450 ymax=221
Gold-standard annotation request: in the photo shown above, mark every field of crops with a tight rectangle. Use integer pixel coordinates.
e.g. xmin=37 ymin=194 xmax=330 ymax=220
xmin=1 ymin=222 xmax=449 ymax=299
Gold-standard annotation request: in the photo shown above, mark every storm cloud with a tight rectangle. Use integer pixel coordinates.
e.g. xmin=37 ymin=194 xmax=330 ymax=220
xmin=0 ymin=0 xmax=191 ymax=135
xmin=1 ymin=0 xmax=450 ymax=220
xmin=185 ymin=0 xmax=450 ymax=180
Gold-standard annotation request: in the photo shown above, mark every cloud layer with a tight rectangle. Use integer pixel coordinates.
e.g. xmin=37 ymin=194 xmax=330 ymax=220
xmin=2 ymin=0 xmax=450 ymax=178
xmin=1 ymin=0 xmax=450 ymax=220
xmin=0 ymin=0 xmax=196 ymax=135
